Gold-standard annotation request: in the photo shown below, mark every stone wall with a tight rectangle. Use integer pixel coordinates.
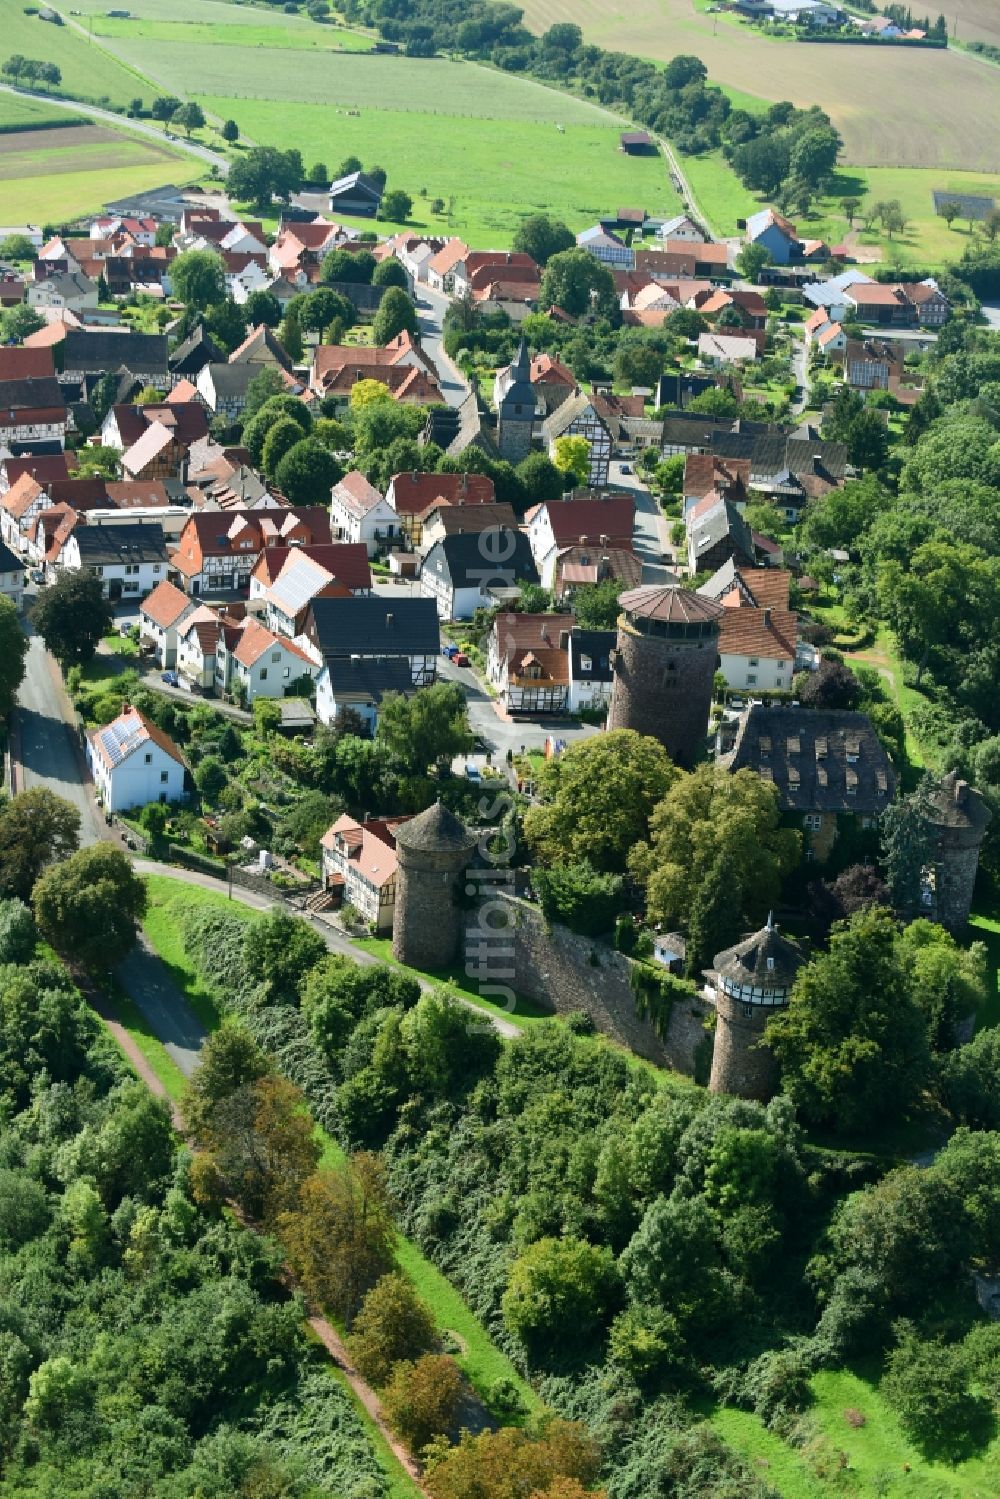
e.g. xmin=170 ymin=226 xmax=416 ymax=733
xmin=467 ymin=890 xmax=712 ymax=1075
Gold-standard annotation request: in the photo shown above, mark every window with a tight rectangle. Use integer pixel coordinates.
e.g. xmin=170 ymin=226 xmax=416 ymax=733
xmin=160 ymin=771 xmax=168 ymax=783
xmin=283 ymin=666 xmax=290 ymax=678
xmin=271 ymin=651 xmax=280 ymax=663
xmin=746 ymin=674 xmax=757 ymax=686
xmin=153 ymin=564 xmax=160 ymax=574
xmin=804 ymin=813 xmax=822 ymax=832
xmin=144 ymin=752 xmax=152 ymax=764
xmin=259 ymin=668 xmax=267 ymax=681
xmin=741 ymin=1004 xmax=754 ymax=1019
xmin=748 ymin=657 xmax=758 ymax=667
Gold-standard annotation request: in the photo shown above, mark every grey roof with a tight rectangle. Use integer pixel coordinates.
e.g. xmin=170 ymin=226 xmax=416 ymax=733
xmin=0 ymin=377 xmax=65 ymax=412
xmin=927 ymin=770 xmax=992 ymax=832
xmin=703 ymin=429 xmax=757 ymax=462
xmin=394 ymin=799 xmax=476 ymax=854
xmin=328 ymin=170 xmax=382 ymax=201
xmin=689 ymin=498 xmax=755 ymax=567
xmin=0 ymin=539 xmax=22 ymax=573
xmin=714 ymin=914 xmax=804 ymax=990
xmin=421 ymin=530 xmax=538 ymax=591
xmin=72 ymin=522 xmax=168 ymax=566
xmin=324 ymin=655 xmax=414 ymax=702
xmin=499 ymin=340 xmax=535 ymax=412
xmin=308 ymin=595 xmax=440 ymax=658
xmin=619 ymin=584 xmax=724 ymax=625
xmin=720 ymin=703 xmax=896 ymax=815
xmin=570 ymin=628 xmax=615 ymax=682
xmin=169 ymin=323 xmax=223 ymax=374
xmin=202 ymin=362 xmax=258 ymax=399
xmin=749 ymin=435 xmax=847 ymax=483
xmin=542 ymin=389 xmax=606 ymax=442
xmin=62 ymin=329 xmax=169 ymax=375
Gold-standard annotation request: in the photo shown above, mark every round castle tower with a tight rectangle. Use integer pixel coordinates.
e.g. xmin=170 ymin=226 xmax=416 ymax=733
xmin=924 ymin=771 xmax=991 ymax=933
xmin=607 ymin=585 xmax=723 ymax=769
xmin=392 ymin=800 xmax=477 ymax=970
xmin=709 ymin=915 xmax=803 ymax=1102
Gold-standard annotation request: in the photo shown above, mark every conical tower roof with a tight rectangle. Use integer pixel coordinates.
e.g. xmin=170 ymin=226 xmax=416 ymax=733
xmin=714 ymin=913 xmax=803 ymax=990
xmin=394 ymin=799 xmax=476 ymax=854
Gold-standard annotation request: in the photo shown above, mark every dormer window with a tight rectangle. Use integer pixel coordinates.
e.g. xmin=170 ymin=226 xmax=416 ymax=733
xmin=759 ymin=735 xmax=771 ymax=757
xmin=766 ymin=957 xmax=774 ymax=972
xmin=787 ymin=735 xmax=800 ymax=755
xmin=815 ymin=736 xmax=828 ymax=759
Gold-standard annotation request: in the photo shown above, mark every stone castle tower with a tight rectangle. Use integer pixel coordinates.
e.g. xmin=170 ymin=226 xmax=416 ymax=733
xmin=392 ymin=800 xmax=477 ymax=970
xmin=495 ymin=339 xmax=535 ymax=464
xmin=709 ymin=914 xmax=803 ymax=1102
xmin=924 ymin=771 xmax=991 ymax=932
xmin=607 ymin=584 xmax=723 ymax=768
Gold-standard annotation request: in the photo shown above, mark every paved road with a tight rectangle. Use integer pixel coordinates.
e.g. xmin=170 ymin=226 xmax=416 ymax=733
xmin=14 ymin=631 xmax=103 ymax=846
xmin=0 ymin=82 xmax=229 ymax=173
xmin=609 ymin=460 xmax=676 ymax=582
xmin=118 ymin=931 xmax=207 ymax=1077
xmin=415 ymin=287 xmax=471 ymax=409
xmin=791 ymin=334 xmax=809 ymax=416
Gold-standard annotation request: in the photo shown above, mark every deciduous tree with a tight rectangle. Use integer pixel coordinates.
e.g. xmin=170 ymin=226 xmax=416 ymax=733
xmin=31 ymin=570 xmax=112 ymax=667
xmin=280 ymin=1153 xmax=395 ymax=1323
xmin=0 ymin=788 xmax=80 ymax=901
xmin=347 ymin=1272 xmax=437 ymax=1386
xmin=33 ymin=844 xmax=147 ymax=970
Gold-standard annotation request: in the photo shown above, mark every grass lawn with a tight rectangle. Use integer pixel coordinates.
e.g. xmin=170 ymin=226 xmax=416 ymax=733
xmin=846 ymin=624 xmax=937 ymax=778
xmin=2 ymin=7 xmax=157 ymax=109
xmin=711 ymin=1366 xmax=1000 ymax=1497
xmin=108 ymin=976 xmax=189 ymax=1102
xmin=87 ymin=15 xmax=375 ymax=53
xmin=141 ymin=875 xmax=537 ymax=1414
xmin=320 ymin=1363 xmax=422 ymax=1499
xmin=969 ymin=898 xmax=1000 ymax=1031
xmin=352 ymin=935 xmax=552 ymax=1029
xmin=142 ymin=874 xmax=260 ymax=1031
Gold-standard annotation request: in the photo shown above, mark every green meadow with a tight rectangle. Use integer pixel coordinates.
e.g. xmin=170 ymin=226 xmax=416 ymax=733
xmin=212 ymin=96 xmax=676 ymax=244
xmin=0 ymin=95 xmax=83 ymax=133
xmin=84 ymin=16 xmax=375 ymax=53
xmin=2 ymin=7 xmax=155 ymax=109
xmin=0 ymin=134 xmax=197 ymax=224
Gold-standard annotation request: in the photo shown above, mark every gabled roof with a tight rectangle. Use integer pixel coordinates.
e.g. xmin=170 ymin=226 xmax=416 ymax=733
xmin=1 ymin=472 xmax=44 ymax=521
xmin=541 ymin=389 xmax=609 ymax=442
xmin=716 ymin=604 xmax=797 ymax=663
xmin=89 ymin=705 xmax=184 ymax=772
xmin=322 ymin=654 xmax=415 ymax=704
xmin=331 ymin=469 xmax=387 ymax=521
xmin=169 ymin=322 xmax=223 ymax=374
xmin=328 ymin=170 xmax=383 ymax=202
xmin=308 ymin=595 xmax=440 ymax=658
xmin=228 ymin=323 xmax=293 ymax=371
xmin=254 ymin=542 xmax=370 ymax=593
xmin=232 ymin=616 xmax=315 ymax=669
xmin=61 ymin=328 xmax=168 ymax=373
xmin=388 ymin=470 xmax=495 ymax=516
xmin=0 ymin=347 xmax=54 ymax=382
xmin=427 ymin=238 xmax=469 ymax=277
xmin=1 ymin=452 xmax=74 ymax=489
xmin=491 ymin=611 xmax=574 ymax=660
xmin=322 ymin=811 xmax=408 ymax=885
xmin=720 ymin=704 xmax=896 ymax=815
xmin=537 ymin=492 xmax=635 ymax=547
xmin=429 ymin=501 xmax=519 ymax=537
xmin=569 ymin=627 xmax=615 ymax=682
xmin=141 ymin=578 xmax=194 ymax=629
xmin=0 ymin=376 xmax=66 ymax=414
xmin=422 ymin=529 xmax=538 ymax=591
xmin=689 ymin=497 xmax=755 ymax=566
xmin=123 ymin=420 xmax=175 ymax=475
xmin=71 ymin=522 xmax=168 ymax=565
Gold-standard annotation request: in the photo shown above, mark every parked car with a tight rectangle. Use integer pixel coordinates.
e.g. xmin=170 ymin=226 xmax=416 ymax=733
xmin=620 ymin=462 xmax=632 ymax=474
xmin=442 ymin=643 xmax=458 ymax=659
xmin=161 ymin=671 xmax=180 ymax=687
xmin=30 ymin=568 xmax=45 ymax=585
xmin=453 ymin=652 xmax=470 ymax=667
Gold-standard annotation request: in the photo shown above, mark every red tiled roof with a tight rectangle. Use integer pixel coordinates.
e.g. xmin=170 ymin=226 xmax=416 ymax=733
xmin=141 ymin=578 xmax=192 ymax=629
xmin=542 ymin=493 xmax=635 ymax=547
xmin=389 ymin=471 xmax=495 ymax=517
xmin=717 ymin=605 xmax=797 ymax=662
xmin=0 ymin=347 xmax=54 ymax=382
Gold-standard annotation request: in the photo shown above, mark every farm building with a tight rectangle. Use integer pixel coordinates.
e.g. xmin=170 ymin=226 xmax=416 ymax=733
xmin=328 ymin=172 xmax=383 ymax=217
xmin=620 ymin=130 xmax=656 ymax=155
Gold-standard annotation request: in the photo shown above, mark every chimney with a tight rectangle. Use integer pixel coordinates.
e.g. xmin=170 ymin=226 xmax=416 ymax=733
xmin=812 ymin=453 xmax=823 ymax=473
xmin=599 ymin=533 xmax=608 ymax=546
xmin=956 ymin=778 xmax=969 ymax=807
xmin=412 ymin=470 xmax=418 ymax=482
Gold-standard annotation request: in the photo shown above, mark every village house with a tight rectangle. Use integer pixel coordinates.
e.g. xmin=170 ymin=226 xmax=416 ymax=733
xmin=309 ymin=334 xmax=441 ymax=406
xmin=168 ymin=324 xmax=224 ymax=382
xmin=195 ymin=362 xmax=262 ymax=422
xmin=215 ymin=616 xmax=319 ymax=702
xmin=576 ymin=225 xmax=634 ymax=270
xmin=687 ymin=494 xmax=756 ymax=575
xmin=418 ymin=499 xmax=520 ymax=555
xmin=567 ymin=628 xmax=615 ymax=714
xmin=101 ymin=399 xmax=209 ymax=458
xmin=682 ymin=455 xmax=751 ymax=516
xmin=175 ymin=609 xmax=228 ymax=692
xmin=0 ymin=377 xmax=68 ymax=447
xmin=698 ymin=331 xmax=761 ymax=367
xmin=426 ymin=238 xmax=469 ymax=294
xmin=60 ymin=329 xmax=169 ymax=385
xmin=305 ymin=595 xmax=440 ymax=728
xmin=718 ymin=703 xmax=895 ymax=861
xmin=486 ymin=611 xmax=573 ymax=714
xmin=525 ymin=490 xmax=635 ymax=588
xmin=0 ymin=451 xmax=75 ymax=497
xmin=87 ymin=704 xmax=186 ymax=813
xmin=60 ymin=522 xmax=169 ymax=599
xmin=552 ymin=544 xmax=641 ymax=605
xmin=698 ymin=560 xmax=798 ymax=692
xmin=419 ymin=528 xmax=539 ymax=620
xmin=27 ymin=270 xmax=100 ymax=314
xmin=268 ymin=218 xmax=352 ymax=277
xmin=541 ymin=391 xmax=614 ymax=488
xmin=0 ymin=540 xmax=24 ymax=610
xmin=843 ymin=337 xmax=906 ymax=391
xmin=327 ymin=171 xmax=383 ymax=218
xmin=320 ymin=813 xmax=411 ymax=930
xmin=845 ymin=278 xmax=951 ymax=328
xmin=655 ymin=213 xmax=707 ymax=243
xmin=747 ymin=434 xmax=848 ymax=524
xmin=172 ymin=506 xmax=332 ymax=596
xmin=452 ymin=251 xmax=539 ymax=299
xmin=385 ymin=470 xmax=496 ymax=546
xmin=139 ymin=578 xmax=196 ymax=667
xmin=251 ymin=543 xmax=370 ymax=638
xmin=330 ymin=470 xmax=401 ymax=555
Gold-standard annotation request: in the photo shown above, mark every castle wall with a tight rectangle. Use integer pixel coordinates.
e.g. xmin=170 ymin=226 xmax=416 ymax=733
xmin=465 ymin=891 xmax=712 ymax=1073
xmin=608 ymin=622 xmax=717 ymax=768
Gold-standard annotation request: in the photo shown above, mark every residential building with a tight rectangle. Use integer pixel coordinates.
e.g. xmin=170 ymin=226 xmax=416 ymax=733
xmin=682 ymin=455 xmax=751 ymax=516
xmin=698 ymin=561 xmax=797 ymax=692
xmin=486 ymin=611 xmax=574 ymax=713
xmin=195 ymin=362 xmax=262 ymax=421
xmin=305 ymin=596 xmax=439 ymax=726
xmin=576 ymin=225 xmax=634 ymax=269
xmin=320 ymin=813 xmax=411 ymax=930
xmin=216 ymin=616 xmax=319 ymax=702
xmin=425 ymin=238 xmax=469 ymax=294
xmin=655 ymin=214 xmax=706 ymax=242
xmin=386 ymin=470 xmax=495 ymax=546
xmin=843 ymin=337 xmax=906 ymax=391
xmin=176 ymin=608 xmax=226 ymax=691
xmin=121 ymin=421 xmax=183 ymax=482
xmin=173 ymin=507 xmax=332 ymax=596
xmin=567 ymin=627 xmax=615 ymax=713
xmin=60 ymin=522 xmax=168 ymax=599
xmin=168 ymin=323 xmax=224 ymax=381
xmin=420 ymin=528 xmax=539 ymax=620
xmin=316 ymin=655 xmax=415 ymax=732
xmin=87 ymin=705 xmax=186 ymax=812
xmin=60 ymin=329 xmax=169 ymax=384
xmin=0 ymin=539 xmax=24 ymax=610
xmin=139 ymin=578 xmax=196 ymax=667
xmin=541 ymin=392 xmax=614 ymax=488
xmin=698 ymin=331 xmax=760 ymax=366
xmin=452 ymin=251 xmax=539 ymax=299
xmin=525 ymin=490 xmax=635 ymax=588
xmin=687 ymin=495 xmax=756 ymax=575
xmin=252 ymin=545 xmax=369 ymax=637
xmin=228 ymin=323 xmax=293 ymax=373
xmin=552 ymin=544 xmax=641 ymax=604
xmin=419 ymin=499 xmax=520 ymax=554
xmin=330 ymin=470 xmax=401 ymax=555
xmin=745 ymin=208 xmax=800 ymax=266
xmin=0 ymin=377 xmax=68 ymax=446
xmin=718 ymin=703 xmax=895 ymax=861
xmin=27 ymin=270 xmax=99 ymax=313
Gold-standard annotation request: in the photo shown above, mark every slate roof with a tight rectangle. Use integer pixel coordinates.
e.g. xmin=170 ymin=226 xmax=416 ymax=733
xmin=689 ymin=498 xmax=755 ymax=568
xmin=71 ymin=522 xmax=168 ymax=566
xmin=927 ymin=770 xmax=992 ymax=833
xmin=719 ymin=704 xmax=896 ymax=814
xmin=62 ymin=329 xmax=168 ymax=374
xmin=323 ymin=655 xmax=415 ymax=703
xmin=169 ymin=323 xmax=223 ymax=375
xmin=0 ymin=539 xmax=21 ymax=574
xmin=0 ymin=377 xmax=65 ymax=413
xmin=570 ymin=628 xmax=615 ymax=683
xmin=308 ymin=595 xmax=440 ymax=658
xmin=394 ymin=800 xmax=475 ymax=854
xmin=714 ymin=915 xmax=804 ymax=990
xmin=422 ymin=530 xmax=538 ymax=591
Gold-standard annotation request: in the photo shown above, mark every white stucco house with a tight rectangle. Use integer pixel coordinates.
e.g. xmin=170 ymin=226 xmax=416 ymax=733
xmin=329 ymin=471 xmax=401 ymax=556
xmin=0 ymin=539 xmax=24 ymax=610
xmin=87 ymin=705 xmax=186 ymax=812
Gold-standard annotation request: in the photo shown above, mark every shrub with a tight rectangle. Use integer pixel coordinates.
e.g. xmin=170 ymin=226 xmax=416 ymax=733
xmin=881 ymin=1327 xmax=993 ymax=1460
xmin=0 ymin=899 xmax=36 ymax=965
xmin=533 ymin=861 xmax=624 ymax=936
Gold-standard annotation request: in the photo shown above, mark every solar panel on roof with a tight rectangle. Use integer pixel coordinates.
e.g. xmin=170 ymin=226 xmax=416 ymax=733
xmin=99 ymin=712 xmax=146 ymax=767
xmin=272 ymin=555 xmax=328 ymax=614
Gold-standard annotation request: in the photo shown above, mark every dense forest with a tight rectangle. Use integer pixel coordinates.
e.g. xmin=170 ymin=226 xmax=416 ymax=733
xmin=0 ymin=899 xmax=392 ymax=1498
